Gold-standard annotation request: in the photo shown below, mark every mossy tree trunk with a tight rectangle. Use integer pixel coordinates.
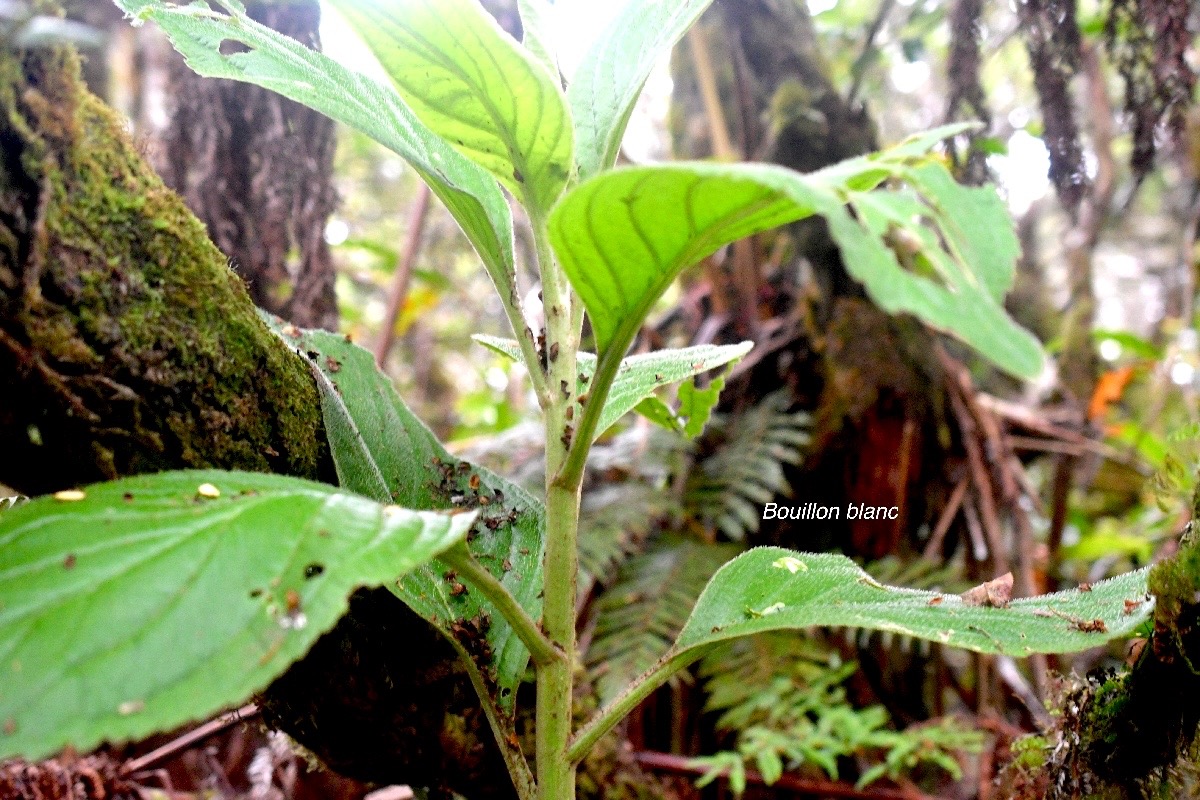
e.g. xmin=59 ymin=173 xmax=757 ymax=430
xmin=0 ymin=45 xmax=330 ymax=496
xmin=0 ymin=47 xmax=511 ymax=800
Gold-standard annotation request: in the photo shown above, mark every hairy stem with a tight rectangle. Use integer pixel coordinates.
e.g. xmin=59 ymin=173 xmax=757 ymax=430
xmin=442 ymin=542 xmax=560 ymax=667
xmin=567 ymin=646 xmax=714 ymax=765
xmin=530 ymin=206 xmax=580 ymax=800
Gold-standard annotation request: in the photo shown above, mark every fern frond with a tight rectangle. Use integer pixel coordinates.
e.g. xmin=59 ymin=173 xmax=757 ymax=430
xmin=579 ymin=483 xmax=676 ymax=590
xmin=586 ymin=537 xmax=741 ymax=705
xmin=686 ymin=390 xmax=811 ymax=540
xmin=695 ymin=631 xmax=983 ymax=792
xmin=578 ymin=426 xmax=690 ymax=590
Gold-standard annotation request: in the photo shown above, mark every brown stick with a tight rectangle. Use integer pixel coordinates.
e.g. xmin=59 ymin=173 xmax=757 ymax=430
xmin=120 ymin=704 xmax=260 ymax=776
xmin=923 ymin=473 xmax=969 ymax=559
xmin=632 ymin=750 xmax=949 ymax=800
xmin=374 ymin=181 xmax=433 ymax=367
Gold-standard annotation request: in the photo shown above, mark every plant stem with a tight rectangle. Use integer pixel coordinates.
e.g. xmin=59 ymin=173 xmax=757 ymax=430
xmin=557 ymin=345 xmax=623 ymax=490
xmin=530 ymin=206 xmax=580 ymax=800
xmin=538 ymin=481 xmax=580 ymax=799
xmin=450 ymin=637 xmax=538 ymax=800
xmin=442 ymin=542 xmax=561 ymax=667
xmin=567 ymin=646 xmax=714 ymax=765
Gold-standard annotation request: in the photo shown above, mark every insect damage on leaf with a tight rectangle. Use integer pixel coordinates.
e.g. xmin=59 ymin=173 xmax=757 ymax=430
xmin=960 ymin=572 xmax=1013 ymax=608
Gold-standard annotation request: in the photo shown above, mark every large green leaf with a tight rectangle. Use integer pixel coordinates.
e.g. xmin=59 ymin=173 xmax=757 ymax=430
xmin=677 ymin=548 xmax=1151 ymax=655
xmin=572 ymin=546 xmax=1151 ymax=759
xmin=269 ymin=322 xmax=543 ymax=715
xmin=114 ymin=0 xmax=519 ymax=327
xmin=568 ymin=0 xmax=714 ymax=179
xmin=328 ymin=0 xmax=573 ymax=213
xmin=548 ymin=163 xmax=813 ymax=360
xmin=474 ymin=335 xmax=751 ymax=440
xmin=0 ymin=470 xmax=473 ymax=761
xmin=549 ymin=144 xmax=1043 ymax=379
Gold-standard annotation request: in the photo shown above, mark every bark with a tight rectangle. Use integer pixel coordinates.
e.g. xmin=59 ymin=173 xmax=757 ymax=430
xmin=0 ymin=47 xmax=509 ymax=800
xmin=157 ymin=1 xmax=339 ymax=331
xmin=0 ymin=46 xmax=329 ymax=495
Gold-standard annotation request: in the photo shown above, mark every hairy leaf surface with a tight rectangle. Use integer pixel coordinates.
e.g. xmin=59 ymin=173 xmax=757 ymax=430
xmin=328 ymin=0 xmax=573 ymax=212
xmin=0 ymin=470 xmax=472 ymax=761
xmin=678 ymin=548 xmax=1151 ymax=655
xmin=474 ymin=335 xmax=751 ymax=440
xmin=575 ymin=547 xmax=1152 ymax=758
xmin=271 ymin=323 xmax=543 ymax=714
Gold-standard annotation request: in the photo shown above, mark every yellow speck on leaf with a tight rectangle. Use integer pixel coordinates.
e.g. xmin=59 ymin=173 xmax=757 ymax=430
xmin=53 ymin=490 xmax=86 ymax=502
xmin=197 ymin=483 xmax=221 ymax=499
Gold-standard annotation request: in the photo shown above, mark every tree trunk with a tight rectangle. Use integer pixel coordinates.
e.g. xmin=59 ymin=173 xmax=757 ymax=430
xmin=0 ymin=46 xmax=510 ymax=800
xmin=156 ymin=1 xmax=340 ymax=331
xmin=0 ymin=46 xmax=330 ymax=496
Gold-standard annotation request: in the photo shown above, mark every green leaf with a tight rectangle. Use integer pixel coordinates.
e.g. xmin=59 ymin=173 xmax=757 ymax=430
xmin=115 ymin=0 xmax=519 ymax=335
xmin=0 ymin=470 xmax=473 ymax=761
xmin=550 ymin=148 xmax=1044 ymax=379
xmin=574 ymin=548 xmax=1153 ymax=760
xmin=549 ymin=163 xmax=807 ymax=360
xmin=630 ymin=370 xmax=729 ymax=438
xmin=328 ymin=0 xmax=573 ymax=213
xmin=518 ymin=0 xmax=559 ymax=77
xmin=633 ymin=396 xmax=683 ymax=433
xmin=677 ymin=548 xmax=1151 ymax=656
xmin=269 ymin=322 xmax=542 ymax=714
xmin=677 ymin=369 xmax=728 ymax=438
xmin=474 ymin=335 xmax=751 ymax=440
xmin=567 ymin=0 xmax=715 ymax=179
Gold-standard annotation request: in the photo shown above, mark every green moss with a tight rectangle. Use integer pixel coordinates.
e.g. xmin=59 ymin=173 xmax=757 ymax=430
xmin=0 ymin=47 xmax=330 ymax=492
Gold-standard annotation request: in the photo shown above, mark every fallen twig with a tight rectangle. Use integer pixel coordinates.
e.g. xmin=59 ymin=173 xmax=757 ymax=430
xmin=120 ymin=703 xmax=259 ymax=777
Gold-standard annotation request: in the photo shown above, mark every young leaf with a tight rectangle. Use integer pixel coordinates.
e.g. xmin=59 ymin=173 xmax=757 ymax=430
xmin=517 ymin=0 xmax=559 ymax=78
xmin=474 ymin=335 xmax=751 ymax=440
xmin=568 ymin=0 xmax=715 ymax=179
xmin=677 ymin=368 xmax=729 ymax=438
xmin=115 ymin=0 xmax=519 ymax=333
xmin=270 ymin=322 xmax=542 ymax=714
xmin=0 ymin=470 xmax=473 ymax=762
xmin=549 ymin=154 xmax=1044 ymax=379
xmin=328 ymin=0 xmax=574 ymax=213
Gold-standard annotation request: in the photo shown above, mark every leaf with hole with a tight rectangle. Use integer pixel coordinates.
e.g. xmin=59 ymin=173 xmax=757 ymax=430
xmin=271 ymin=322 xmax=543 ymax=714
xmin=328 ymin=0 xmax=573 ymax=213
xmin=115 ymin=0 xmax=519 ymax=335
xmin=574 ymin=547 xmax=1152 ymax=759
xmin=677 ymin=548 xmax=1150 ymax=654
xmin=0 ymin=470 xmax=473 ymax=761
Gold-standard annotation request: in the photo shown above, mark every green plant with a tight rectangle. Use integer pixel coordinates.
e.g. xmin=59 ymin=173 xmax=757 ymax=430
xmin=691 ymin=632 xmax=983 ymax=793
xmin=0 ymin=2 xmax=1159 ymax=799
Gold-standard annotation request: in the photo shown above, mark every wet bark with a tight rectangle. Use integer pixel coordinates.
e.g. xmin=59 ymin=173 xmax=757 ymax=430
xmin=0 ymin=46 xmax=330 ymax=495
